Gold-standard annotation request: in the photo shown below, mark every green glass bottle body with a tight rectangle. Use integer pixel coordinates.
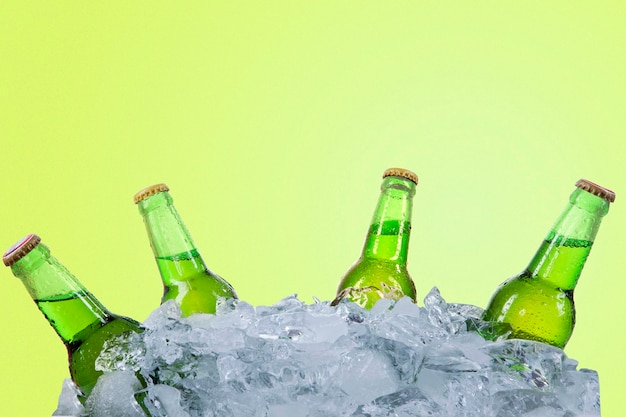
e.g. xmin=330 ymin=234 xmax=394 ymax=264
xmin=482 ymin=179 xmax=615 ymax=348
xmin=134 ymin=184 xmax=237 ymax=316
xmin=332 ymin=169 xmax=418 ymax=309
xmin=3 ymin=234 xmax=143 ymax=397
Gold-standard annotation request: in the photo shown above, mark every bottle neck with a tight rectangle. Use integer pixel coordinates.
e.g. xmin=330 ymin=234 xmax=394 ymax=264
xmin=527 ymin=188 xmax=611 ymax=288
xmin=362 ymin=176 xmax=416 ymax=264
xmin=137 ymin=191 xmax=202 ymax=260
xmin=11 ymin=244 xmax=111 ymax=346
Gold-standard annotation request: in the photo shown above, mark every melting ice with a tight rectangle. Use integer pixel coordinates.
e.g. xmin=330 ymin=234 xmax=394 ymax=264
xmin=53 ymin=288 xmax=600 ymax=417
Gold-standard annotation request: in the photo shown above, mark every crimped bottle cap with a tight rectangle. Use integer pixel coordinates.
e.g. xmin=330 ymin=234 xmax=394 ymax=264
xmin=3 ymin=234 xmax=42 ymax=267
xmin=383 ymin=168 xmax=418 ymax=185
xmin=576 ymin=179 xmax=615 ymax=203
xmin=133 ymin=183 xmax=170 ymax=204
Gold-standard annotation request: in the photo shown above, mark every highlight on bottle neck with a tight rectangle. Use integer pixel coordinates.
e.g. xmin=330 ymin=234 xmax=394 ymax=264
xmin=380 ymin=168 xmax=418 ymax=197
xmin=3 ymin=233 xmax=43 ymax=267
xmin=544 ymin=179 xmax=614 ymax=244
xmin=135 ymin=183 xmax=174 ymax=215
xmin=375 ymin=168 xmax=418 ymax=218
xmin=565 ymin=178 xmax=615 ymax=225
xmin=2 ymin=234 xmax=96 ymax=310
xmin=575 ymin=179 xmax=615 ymax=203
xmin=134 ymin=183 xmax=199 ymax=259
xmin=362 ymin=168 xmax=418 ymax=262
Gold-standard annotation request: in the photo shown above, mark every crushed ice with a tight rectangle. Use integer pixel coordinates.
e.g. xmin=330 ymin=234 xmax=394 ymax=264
xmin=53 ymin=287 xmax=600 ymax=417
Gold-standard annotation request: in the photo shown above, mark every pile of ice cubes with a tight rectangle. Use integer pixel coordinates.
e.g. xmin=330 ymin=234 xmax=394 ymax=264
xmin=54 ymin=288 xmax=600 ymax=417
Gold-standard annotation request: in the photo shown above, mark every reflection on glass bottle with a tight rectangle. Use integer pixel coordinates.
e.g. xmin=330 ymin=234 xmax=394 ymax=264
xmin=332 ymin=168 xmax=418 ymax=309
xmin=482 ymin=179 xmax=615 ymax=348
xmin=134 ymin=184 xmax=237 ymax=316
xmin=3 ymin=234 xmax=143 ymax=398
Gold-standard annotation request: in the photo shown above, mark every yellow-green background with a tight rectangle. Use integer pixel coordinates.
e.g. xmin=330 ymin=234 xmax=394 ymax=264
xmin=1 ymin=2 xmax=624 ymax=416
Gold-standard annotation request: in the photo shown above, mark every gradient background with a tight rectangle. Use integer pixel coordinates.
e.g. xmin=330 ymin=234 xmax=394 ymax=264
xmin=1 ymin=2 xmax=624 ymax=416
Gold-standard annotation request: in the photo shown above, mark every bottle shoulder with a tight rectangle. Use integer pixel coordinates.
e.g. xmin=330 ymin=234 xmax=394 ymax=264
xmin=69 ymin=315 xmax=142 ymax=349
xmin=68 ymin=316 xmax=142 ymax=395
xmin=339 ymin=258 xmax=412 ymax=288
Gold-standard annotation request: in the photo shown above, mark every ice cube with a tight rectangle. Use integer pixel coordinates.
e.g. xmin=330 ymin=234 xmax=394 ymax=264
xmin=336 ymin=347 xmax=399 ymax=404
xmin=144 ymin=384 xmax=190 ymax=417
xmin=84 ymin=371 xmax=146 ymax=417
xmin=52 ymin=379 xmax=84 ymax=416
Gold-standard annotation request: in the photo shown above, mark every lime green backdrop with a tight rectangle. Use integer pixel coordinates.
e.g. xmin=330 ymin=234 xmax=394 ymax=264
xmin=1 ymin=2 xmax=624 ymax=416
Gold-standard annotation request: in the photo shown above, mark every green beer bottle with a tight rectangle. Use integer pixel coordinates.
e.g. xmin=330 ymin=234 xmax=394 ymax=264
xmin=482 ymin=179 xmax=615 ymax=348
xmin=134 ymin=183 xmax=237 ymax=316
xmin=3 ymin=234 xmax=143 ymax=397
xmin=331 ymin=168 xmax=418 ymax=309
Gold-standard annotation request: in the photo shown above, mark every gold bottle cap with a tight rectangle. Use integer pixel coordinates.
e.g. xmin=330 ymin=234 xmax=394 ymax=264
xmin=3 ymin=234 xmax=42 ymax=267
xmin=133 ymin=183 xmax=170 ymax=204
xmin=576 ymin=179 xmax=615 ymax=203
xmin=383 ymin=168 xmax=418 ymax=185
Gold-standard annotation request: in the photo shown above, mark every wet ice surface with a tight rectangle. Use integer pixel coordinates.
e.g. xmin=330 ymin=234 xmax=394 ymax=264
xmin=53 ymin=287 xmax=600 ymax=417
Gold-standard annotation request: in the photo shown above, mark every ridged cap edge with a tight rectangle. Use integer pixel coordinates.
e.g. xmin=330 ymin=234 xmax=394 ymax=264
xmin=576 ymin=179 xmax=615 ymax=203
xmin=3 ymin=234 xmax=41 ymax=267
xmin=383 ymin=168 xmax=418 ymax=185
xmin=133 ymin=183 xmax=170 ymax=204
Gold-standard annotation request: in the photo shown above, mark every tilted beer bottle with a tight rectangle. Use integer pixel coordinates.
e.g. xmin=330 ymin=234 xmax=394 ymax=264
xmin=331 ymin=168 xmax=418 ymax=309
xmin=482 ymin=179 xmax=615 ymax=348
xmin=3 ymin=234 xmax=143 ymax=397
xmin=134 ymin=183 xmax=237 ymax=316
